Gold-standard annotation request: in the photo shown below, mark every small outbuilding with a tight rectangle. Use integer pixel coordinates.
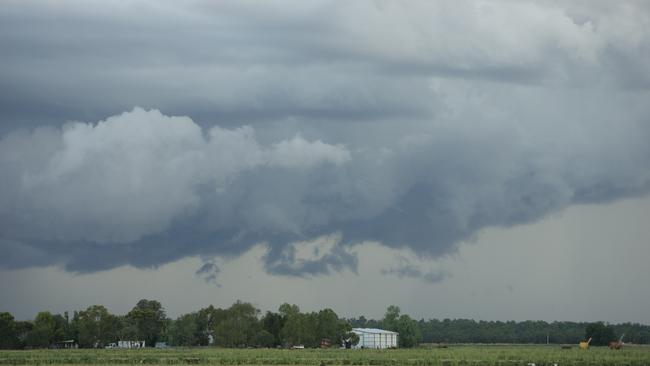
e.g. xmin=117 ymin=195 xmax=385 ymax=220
xmin=351 ymin=328 xmax=398 ymax=349
xmin=116 ymin=340 xmax=145 ymax=348
xmin=52 ymin=340 xmax=78 ymax=349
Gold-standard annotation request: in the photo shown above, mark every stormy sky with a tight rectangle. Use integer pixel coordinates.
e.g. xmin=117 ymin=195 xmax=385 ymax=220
xmin=1 ymin=1 xmax=650 ymax=322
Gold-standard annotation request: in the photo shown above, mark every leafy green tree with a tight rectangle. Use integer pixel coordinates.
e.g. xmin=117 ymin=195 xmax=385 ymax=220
xmin=13 ymin=321 xmax=32 ymax=349
xmin=126 ymin=299 xmax=166 ymax=346
xmin=379 ymin=306 xmax=420 ymax=347
xmin=302 ymin=312 xmax=318 ymax=347
xmin=261 ymin=311 xmax=285 ymax=347
xmin=396 ymin=314 xmax=421 ymax=348
xmin=52 ymin=314 xmax=67 ymax=342
xmin=382 ymin=305 xmax=400 ymax=331
xmin=585 ymin=322 xmax=616 ymax=346
xmin=348 ymin=316 xmax=381 ymax=330
xmin=161 ymin=318 xmax=174 ymax=343
xmin=316 ymin=308 xmax=340 ymax=344
xmin=279 ymin=303 xmax=300 ymax=318
xmin=116 ymin=315 xmax=138 ymax=340
xmin=278 ymin=303 xmax=300 ymax=346
xmin=354 ymin=316 xmax=368 ymax=328
xmin=197 ymin=305 xmax=222 ymax=346
xmin=255 ymin=330 xmax=276 ymax=347
xmin=168 ymin=313 xmax=199 ymax=346
xmin=213 ymin=301 xmax=260 ymax=347
xmin=279 ymin=304 xmax=315 ymax=346
xmin=75 ymin=305 xmax=119 ymax=348
xmin=63 ymin=311 xmax=78 ymax=342
xmin=337 ymin=319 xmax=353 ymax=347
xmin=0 ymin=312 xmax=19 ymax=349
xmin=25 ymin=311 xmax=65 ymax=348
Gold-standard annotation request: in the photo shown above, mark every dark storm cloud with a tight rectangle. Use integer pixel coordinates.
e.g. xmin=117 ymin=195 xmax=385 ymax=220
xmin=3 ymin=1 xmax=648 ymax=131
xmin=1 ymin=1 xmax=650 ymax=278
xmin=196 ymin=261 xmax=221 ymax=285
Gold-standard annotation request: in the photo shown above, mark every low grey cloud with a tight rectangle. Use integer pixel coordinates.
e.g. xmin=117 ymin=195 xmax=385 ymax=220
xmin=195 ymin=261 xmax=221 ymax=285
xmin=381 ymin=256 xmax=450 ymax=284
xmin=1 ymin=1 xmax=650 ymax=278
xmin=263 ymin=234 xmax=358 ymax=277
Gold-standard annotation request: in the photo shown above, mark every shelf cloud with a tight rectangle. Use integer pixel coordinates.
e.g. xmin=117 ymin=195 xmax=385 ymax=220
xmin=1 ymin=1 xmax=649 ymax=278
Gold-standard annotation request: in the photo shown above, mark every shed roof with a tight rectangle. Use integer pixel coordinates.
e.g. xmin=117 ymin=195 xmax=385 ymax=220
xmin=352 ymin=328 xmax=398 ymax=334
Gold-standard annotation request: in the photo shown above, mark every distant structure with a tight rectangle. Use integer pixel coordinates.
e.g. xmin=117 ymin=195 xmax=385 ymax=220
xmin=351 ymin=328 xmax=398 ymax=349
xmin=52 ymin=340 xmax=77 ymax=349
xmin=320 ymin=338 xmax=331 ymax=348
xmin=108 ymin=340 xmax=145 ymax=349
xmin=609 ymin=334 xmax=625 ymax=350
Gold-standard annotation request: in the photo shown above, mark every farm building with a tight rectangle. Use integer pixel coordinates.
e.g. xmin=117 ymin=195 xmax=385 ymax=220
xmin=108 ymin=340 xmax=145 ymax=349
xmin=352 ymin=328 xmax=398 ymax=349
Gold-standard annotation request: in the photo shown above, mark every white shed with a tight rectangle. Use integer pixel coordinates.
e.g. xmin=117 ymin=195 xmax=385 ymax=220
xmin=352 ymin=328 xmax=398 ymax=349
xmin=116 ymin=340 xmax=145 ymax=348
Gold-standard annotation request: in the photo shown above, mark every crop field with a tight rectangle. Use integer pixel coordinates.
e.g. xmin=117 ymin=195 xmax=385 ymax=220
xmin=1 ymin=346 xmax=650 ymax=366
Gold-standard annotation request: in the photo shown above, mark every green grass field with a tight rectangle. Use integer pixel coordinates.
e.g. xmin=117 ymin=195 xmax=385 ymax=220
xmin=1 ymin=345 xmax=649 ymax=366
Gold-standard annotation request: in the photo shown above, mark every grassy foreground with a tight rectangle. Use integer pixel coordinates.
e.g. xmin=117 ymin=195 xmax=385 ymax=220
xmin=1 ymin=345 xmax=650 ymax=366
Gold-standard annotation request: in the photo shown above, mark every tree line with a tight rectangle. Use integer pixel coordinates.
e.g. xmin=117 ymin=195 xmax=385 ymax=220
xmin=0 ymin=300 xmax=373 ymax=349
xmin=2 ymin=301 xmax=649 ymax=349
xmin=349 ymin=317 xmax=649 ymax=346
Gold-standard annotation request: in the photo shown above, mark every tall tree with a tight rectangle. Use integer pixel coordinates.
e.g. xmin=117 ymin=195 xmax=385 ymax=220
xmin=0 ymin=312 xmax=19 ymax=349
xmin=75 ymin=305 xmax=119 ymax=348
xmin=25 ymin=312 xmax=64 ymax=348
xmin=13 ymin=321 xmax=32 ymax=349
xmin=63 ymin=311 xmax=78 ymax=342
xmin=279 ymin=303 xmax=314 ymax=346
xmin=213 ymin=301 xmax=260 ymax=347
xmin=338 ymin=319 xmax=353 ymax=347
xmin=316 ymin=308 xmax=344 ymax=345
xmin=197 ymin=305 xmax=222 ymax=346
xmin=261 ymin=311 xmax=285 ymax=347
xmin=126 ymin=299 xmax=166 ymax=346
xmin=116 ymin=315 xmax=138 ymax=340
xmin=168 ymin=313 xmax=199 ymax=346
xmin=382 ymin=305 xmax=401 ymax=331
xmin=396 ymin=314 xmax=421 ymax=348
